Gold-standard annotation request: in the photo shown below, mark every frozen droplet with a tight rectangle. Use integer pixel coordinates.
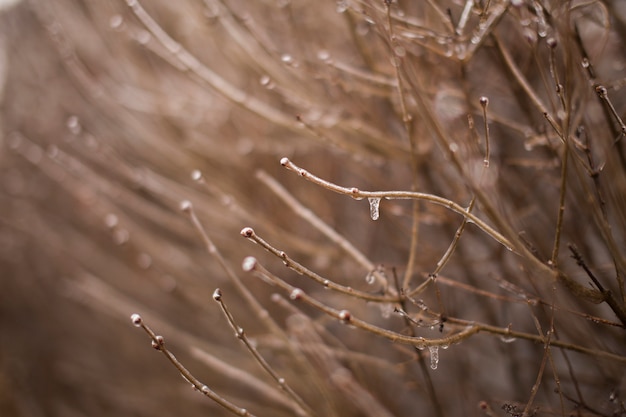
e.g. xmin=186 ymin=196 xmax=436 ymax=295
xmin=67 ymin=115 xmax=81 ymax=134
xmin=449 ymin=143 xmax=459 ymax=153
xmin=281 ymin=54 xmax=293 ymax=64
xmin=365 ymin=271 xmax=375 ymax=285
xmin=290 ymin=288 xmax=304 ymax=300
xmin=242 ymin=256 xmax=257 ymax=272
xmin=130 ymin=313 xmax=142 ymax=326
xmin=499 ymin=335 xmax=517 ymax=343
xmin=428 ymin=346 xmax=439 ymax=370
xmin=415 ymin=338 xmax=426 ymax=350
xmin=368 ymin=197 xmax=380 ymax=220
xmin=338 ymin=310 xmax=351 ymax=322
xmin=317 ymin=50 xmax=330 ymax=61
xmin=581 ymin=58 xmax=590 ymax=69
xmin=336 ymin=0 xmax=348 ymax=13
xmin=259 ymin=75 xmax=271 ymax=86
xmin=191 ymin=169 xmax=202 ymax=181
xmin=534 ymin=3 xmax=548 ymax=37
xmin=109 ymin=15 xmax=123 ymax=29
xmin=179 ymin=200 xmax=192 ymax=212
xmin=104 ymin=213 xmax=118 ymax=228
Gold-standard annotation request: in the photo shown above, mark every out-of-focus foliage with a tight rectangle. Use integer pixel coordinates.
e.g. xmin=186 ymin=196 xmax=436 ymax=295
xmin=1 ymin=1 xmax=625 ymax=416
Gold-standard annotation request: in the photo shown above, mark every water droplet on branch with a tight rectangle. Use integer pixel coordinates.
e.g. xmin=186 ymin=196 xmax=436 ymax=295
xmin=499 ymin=336 xmax=517 ymax=344
xmin=336 ymin=0 xmax=348 ymax=13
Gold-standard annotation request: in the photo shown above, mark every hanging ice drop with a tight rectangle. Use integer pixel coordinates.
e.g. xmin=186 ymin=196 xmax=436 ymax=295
xmin=428 ymin=346 xmax=439 ymax=370
xmin=368 ymin=197 xmax=380 ymax=221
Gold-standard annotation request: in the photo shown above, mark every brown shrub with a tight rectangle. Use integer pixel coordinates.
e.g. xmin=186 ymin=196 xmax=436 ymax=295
xmin=1 ymin=1 xmax=625 ymax=416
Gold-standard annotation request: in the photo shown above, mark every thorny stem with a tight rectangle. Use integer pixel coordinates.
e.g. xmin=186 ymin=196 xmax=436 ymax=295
xmin=280 ymin=157 xmax=515 ymax=251
xmin=212 ymin=289 xmax=315 ymax=417
xmin=130 ymin=314 xmax=257 ymax=417
xmin=241 ymin=257 xmax=626 ymax=363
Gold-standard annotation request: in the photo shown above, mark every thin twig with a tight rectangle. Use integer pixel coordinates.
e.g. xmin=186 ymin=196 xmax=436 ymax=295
xmin=255 ymin=170 xmax=389 ymax=291
xmin=241 ymin=227 xmax=398 ymax=303
xmin=550 ymin=124 xmax=569 ymax=266
xmin=180 ymin=201 xmax=286 ymax=336
xmin=280 ymin=157 xmax=515 ymax=251
xmin=431 ymin=197 xmax=476 ymax=277
xmin=480 ymin=97 xmax=490 ymax=167
xmin=243 ymin=255 xmax=478 ymax=348
xmin=212 ymin=289 xmax=315 ymax=417
xmin=392 ymin=269 xmax=444 ymax=417
xmin=569 ymin=244 xmax=626 ymax=327
xmin=130 ymin=314 xmax=257 ymax=417
xmin=241 ymin=256 xmax=626 ymax=363
xmin=595 ymin=85 xmax=626 ymax=142
xmin=384 ymin=2 xmax=422 ymax=291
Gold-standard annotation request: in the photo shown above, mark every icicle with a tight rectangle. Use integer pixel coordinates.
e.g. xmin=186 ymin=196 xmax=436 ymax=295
xmin=428 ymin=346 xmax=439 ymax=370
xmin=368 ymin=197 xmax=380 ymax=220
